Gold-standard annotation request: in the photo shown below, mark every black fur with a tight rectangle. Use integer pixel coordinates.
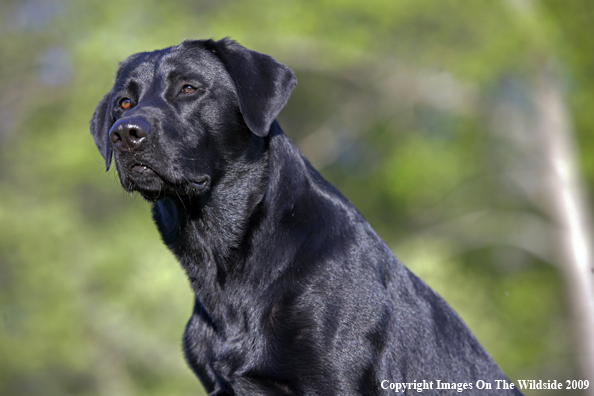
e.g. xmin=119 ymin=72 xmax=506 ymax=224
xmin=90 ymin=38 xmax=522 ymax=395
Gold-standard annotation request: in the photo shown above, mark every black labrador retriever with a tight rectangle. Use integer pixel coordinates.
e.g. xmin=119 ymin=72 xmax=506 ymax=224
xmin=90 ymin=38 xmax=522 ymax=395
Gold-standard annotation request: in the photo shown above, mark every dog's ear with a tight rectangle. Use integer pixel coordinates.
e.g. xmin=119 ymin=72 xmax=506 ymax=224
xmin=210 ymin=38 xmax=297 ymax=137
xmin=90 ymin=91 xmax=113 ymax=171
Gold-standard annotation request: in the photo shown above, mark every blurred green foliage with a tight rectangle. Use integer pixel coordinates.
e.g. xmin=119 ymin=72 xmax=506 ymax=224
xmin=1 ymin=0 xmax=593 ymax=395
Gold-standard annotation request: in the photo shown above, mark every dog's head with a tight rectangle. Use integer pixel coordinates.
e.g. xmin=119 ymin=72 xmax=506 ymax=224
xmin=90 ymin=38 xmax=297 ymax=200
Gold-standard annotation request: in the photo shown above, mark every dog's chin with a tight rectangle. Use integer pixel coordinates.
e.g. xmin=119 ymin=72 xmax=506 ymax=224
xmin=120 ymin=172 xmax=166 ymax=201
xmin=119 ymin=166 xmax=211 ymax=202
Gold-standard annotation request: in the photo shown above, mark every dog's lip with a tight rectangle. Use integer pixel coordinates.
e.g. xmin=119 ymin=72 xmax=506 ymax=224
xmin=189 ymin=176 xmax=210 ymax=191
xmin=131 ymin=164 xmax=152 ymax=172
xmin=127 ymin=162 xmax=210 ymax=194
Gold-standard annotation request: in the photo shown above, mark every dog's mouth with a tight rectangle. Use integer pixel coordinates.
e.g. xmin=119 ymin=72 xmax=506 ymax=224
xmin=189 ymin=178 xmax=209 ymax=189
xmin=131 ymin=163 xmax=153 ymax=173
xmin=124 ymin=162 xmax=210 ymax=200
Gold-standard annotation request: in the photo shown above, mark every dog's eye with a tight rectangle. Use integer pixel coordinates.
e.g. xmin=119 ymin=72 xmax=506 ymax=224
xmin=120 ymin=99 xmax=131 ymax=110
xmin=181 ymin=85 xmax=196 ymax=94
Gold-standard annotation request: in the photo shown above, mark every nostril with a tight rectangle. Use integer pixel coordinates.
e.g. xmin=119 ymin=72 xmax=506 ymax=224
xmin=110 ymin=131 xmax=122 ymax=144
xmin=129 ymin=128 xmax=147 ymax=140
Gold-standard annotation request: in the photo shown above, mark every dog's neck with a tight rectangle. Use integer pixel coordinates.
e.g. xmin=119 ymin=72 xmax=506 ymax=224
xmin=151 ymin=122 xmax=314 ymax=326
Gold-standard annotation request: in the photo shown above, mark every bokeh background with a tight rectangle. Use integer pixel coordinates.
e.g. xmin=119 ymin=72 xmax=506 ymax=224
xmin=2 ymin=0 xmax=594 ymax=395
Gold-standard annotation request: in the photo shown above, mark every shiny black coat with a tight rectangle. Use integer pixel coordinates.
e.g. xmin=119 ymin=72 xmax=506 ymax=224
xmin=90 ymin=38 xmax=522 ymax=395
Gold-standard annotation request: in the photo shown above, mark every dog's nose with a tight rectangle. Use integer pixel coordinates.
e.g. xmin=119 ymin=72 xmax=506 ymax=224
xmin=109 ymin=117 xmax=151 ymax=152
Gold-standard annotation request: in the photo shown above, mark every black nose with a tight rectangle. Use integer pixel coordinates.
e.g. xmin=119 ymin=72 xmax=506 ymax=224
xmin=109 ymin=117 xmax=151 ymax=152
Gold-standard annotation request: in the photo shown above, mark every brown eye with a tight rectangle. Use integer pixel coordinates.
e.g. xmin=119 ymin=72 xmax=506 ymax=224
xmin=181 ymin=85 xmax=196 ymax=94
xmin=120 ymin=99 xmax=131 ymax=110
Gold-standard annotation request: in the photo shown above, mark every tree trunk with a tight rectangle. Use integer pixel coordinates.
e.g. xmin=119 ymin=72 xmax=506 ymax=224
xmin=536 ymin=64 xmax=594 ymax=386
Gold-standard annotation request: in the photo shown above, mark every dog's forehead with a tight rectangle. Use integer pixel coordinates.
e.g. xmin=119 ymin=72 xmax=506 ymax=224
xmin=116 ymin=50 xmax=164 ymax=82
xmin=115 ymin=44 xmax=227 ymax=87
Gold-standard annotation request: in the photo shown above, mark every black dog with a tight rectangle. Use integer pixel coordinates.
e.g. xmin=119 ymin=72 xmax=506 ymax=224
xmin=90 ymin=38 xmax=522 ymax=395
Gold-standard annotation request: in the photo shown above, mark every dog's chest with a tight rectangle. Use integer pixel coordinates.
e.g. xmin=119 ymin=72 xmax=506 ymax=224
xmin=183 ymin=301 xmax=272 ymax=382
